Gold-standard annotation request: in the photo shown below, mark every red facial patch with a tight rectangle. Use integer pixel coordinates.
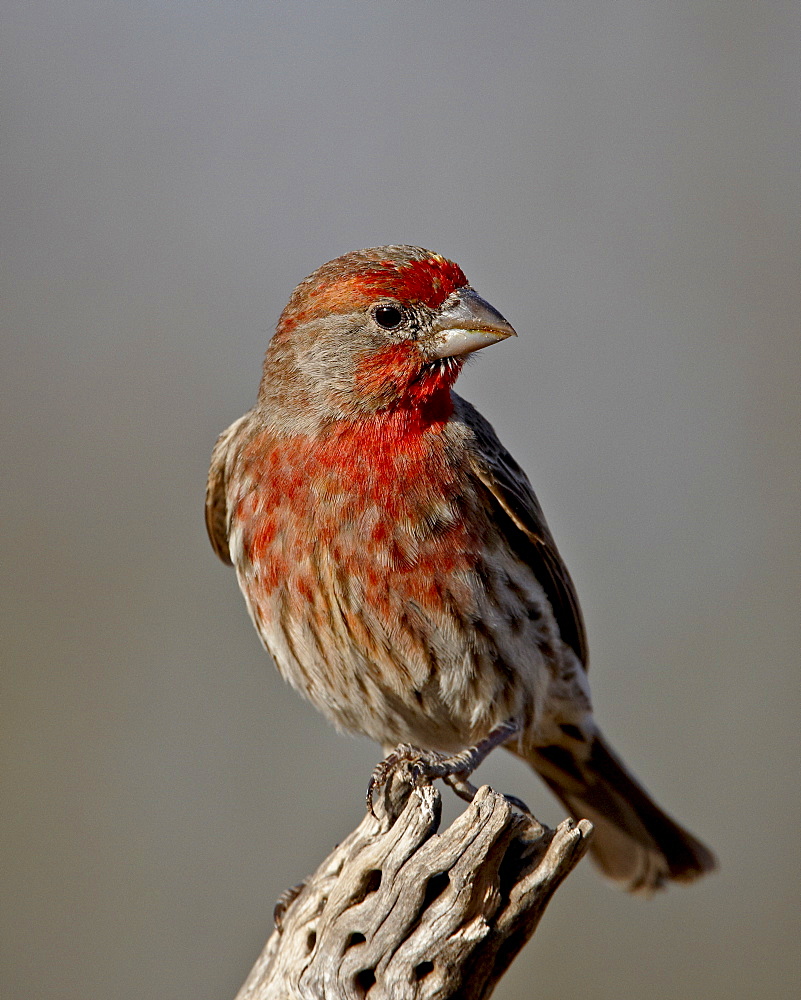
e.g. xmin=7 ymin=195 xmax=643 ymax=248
xmin=354 ymin=343 xmax=463 ymax=420
xmin=353 ymin=343 xmax=419 ymax=395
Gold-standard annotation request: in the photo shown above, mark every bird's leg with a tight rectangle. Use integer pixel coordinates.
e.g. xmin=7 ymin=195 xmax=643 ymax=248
xmin=426 ymin=719 xmax=521 ymax=777
xmin=367 ymin=719 xmax=520 ymax=816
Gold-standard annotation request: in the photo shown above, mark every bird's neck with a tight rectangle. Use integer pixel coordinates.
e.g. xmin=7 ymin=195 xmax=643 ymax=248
xmin=329 ymin=401 xmax=450 ymax=462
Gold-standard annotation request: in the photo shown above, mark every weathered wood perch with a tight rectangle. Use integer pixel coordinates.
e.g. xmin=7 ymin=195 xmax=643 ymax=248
xmin=234 ymin=770 xmax=593 ymax=1000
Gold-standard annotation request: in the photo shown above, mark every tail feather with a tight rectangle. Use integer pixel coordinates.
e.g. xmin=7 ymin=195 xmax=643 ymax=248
xmin=522 ymin=733 xmax=717 ymax=894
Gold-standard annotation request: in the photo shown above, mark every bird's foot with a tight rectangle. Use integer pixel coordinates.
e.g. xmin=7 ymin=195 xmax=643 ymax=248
xmin=366 ymin=744 xmax=446 ymax=817
xmin=366 ymin=719 xmax=521 ymax=817
xmin=273 ymin=879 xmax=307 ymax=932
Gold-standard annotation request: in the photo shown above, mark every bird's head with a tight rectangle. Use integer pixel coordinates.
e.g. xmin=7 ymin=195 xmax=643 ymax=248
xmin=259 ymin=246 xmax=516 ymax=429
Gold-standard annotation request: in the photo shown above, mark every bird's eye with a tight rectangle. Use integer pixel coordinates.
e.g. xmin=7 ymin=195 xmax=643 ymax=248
xmin=372 ymin=304 xmax=405 ymax=330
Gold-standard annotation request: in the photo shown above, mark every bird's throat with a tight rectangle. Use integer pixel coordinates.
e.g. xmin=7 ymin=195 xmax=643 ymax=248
xmin=352 ymin=343 xmax=463 ymax=421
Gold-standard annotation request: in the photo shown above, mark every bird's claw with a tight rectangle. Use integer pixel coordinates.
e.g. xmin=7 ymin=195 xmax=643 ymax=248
xmin=503 ymin=792 xmax=534 ymax=815
xmin=366 ymin=743 xmax=449 ymax=817
xmin=273 ymin=879 xmax=307 ymax=932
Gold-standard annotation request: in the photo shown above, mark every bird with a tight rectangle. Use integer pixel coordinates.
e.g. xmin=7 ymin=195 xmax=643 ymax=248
xmin=206 ymin=245 xmax=716 ymax=893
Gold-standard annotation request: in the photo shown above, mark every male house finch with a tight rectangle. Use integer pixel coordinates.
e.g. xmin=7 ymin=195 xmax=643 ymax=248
xmin=206 ymin=246 xmax=715 ymax=892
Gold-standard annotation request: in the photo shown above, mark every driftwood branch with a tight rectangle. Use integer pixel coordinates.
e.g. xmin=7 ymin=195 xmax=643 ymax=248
xmin=234 ymin=770 xmax=592 ymax=1000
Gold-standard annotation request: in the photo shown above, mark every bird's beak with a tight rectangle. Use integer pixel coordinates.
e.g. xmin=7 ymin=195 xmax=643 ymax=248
xmin=427 ymin=287 xmax=517 ymax=359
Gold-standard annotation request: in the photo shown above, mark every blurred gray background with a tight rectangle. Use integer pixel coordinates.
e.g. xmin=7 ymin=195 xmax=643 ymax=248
xmin=2 ymin=2 xmax=799 ymax=998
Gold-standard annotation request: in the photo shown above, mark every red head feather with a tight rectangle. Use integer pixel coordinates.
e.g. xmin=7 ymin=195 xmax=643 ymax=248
xmin=276 ymin=246 xmax=468 ymax=335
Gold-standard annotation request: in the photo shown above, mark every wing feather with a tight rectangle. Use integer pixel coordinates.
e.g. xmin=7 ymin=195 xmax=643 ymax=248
xmin=455 ymin=396 xmax=589 ymax=668
xmin=205 ymin=412 xmax=255 ymax=565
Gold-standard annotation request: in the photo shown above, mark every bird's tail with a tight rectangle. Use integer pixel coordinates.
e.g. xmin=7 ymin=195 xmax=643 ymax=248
xmin=518 ymin=731 xmax=716 ymax=894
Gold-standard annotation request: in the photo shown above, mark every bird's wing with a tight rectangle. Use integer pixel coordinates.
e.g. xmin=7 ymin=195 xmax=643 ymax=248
xmin=455 ymin=395 xmax=589 ymax=668
xmin=205 ymin=412 xmax=255 ymax=566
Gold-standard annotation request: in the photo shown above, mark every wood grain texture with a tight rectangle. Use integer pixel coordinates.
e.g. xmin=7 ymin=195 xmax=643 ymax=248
xmin=235 ymin=774 xmax=593 ymax=1000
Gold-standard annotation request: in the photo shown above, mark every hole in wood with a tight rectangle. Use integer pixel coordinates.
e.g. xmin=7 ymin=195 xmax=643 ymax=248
xmin=414 ymin=960 xmax=434 ymax=981
xmin=497 ymin=837 xmax=530 ymax=909
xmin=354 ymin=968 xmax=376 ymax=995
xmin=345 ymin=931 xmax=366 ymax=950
xmin=306 ymin=930 xmax=316 ymax=954
xmin=348 ymin=869 xmax=382 ymax=910
xmin=422 ymin=871 xmax=450 ymax=909
xmin=351 ymin=868 xmax=381 ymax=906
